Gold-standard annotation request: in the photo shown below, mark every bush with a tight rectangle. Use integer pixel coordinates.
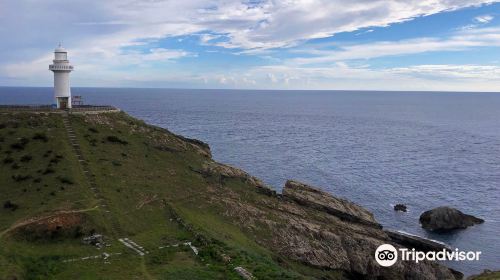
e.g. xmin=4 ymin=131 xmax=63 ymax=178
xmin=10 ymin=137 xmax=29 ymax=150
xmin=4 ymin=200 xmax=19 ymax=211
xmin=12 ymin=174 xmax=32 ymax=182
xmin=23 ymin=256 xmax=62 ymax=280
xmin=42 ymin=168 xmax=55 ymax=175
xmin=32 ymin=132 xmax=48 ymax=142
xmin=57 ymin=176 xmax=74 ymax=184
xmin=43 ymin=150 xmax=52 ymax=158
xmin=88 ymin=127 xmax=99 ymax=133
xmin=3 ymin=157 xmax=14 ymax=164
xmin=106 ymin=136 xmax=128 ymax=145
xmin=20 ymin=155 xmax=32 ymax=162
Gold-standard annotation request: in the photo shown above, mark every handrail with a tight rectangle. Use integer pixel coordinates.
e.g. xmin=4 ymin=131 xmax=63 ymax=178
xmin=0 ymin=104 xmax=118 ymax=112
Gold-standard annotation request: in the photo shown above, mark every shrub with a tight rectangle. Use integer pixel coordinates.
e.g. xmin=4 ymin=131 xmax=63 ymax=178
xmin=20 ymin=154 xmax=33 ymax=162
xmin=3 ymin=157 xmax=14 ymax=164
xmin=0 ymin=123 xmax=6 ymax=129
xmin=106 ymin=136 xmax=128 ymax=145
xmin=57 ymin=176 xmax=74 ymax=184
xmin=10 ymin=122 xmax=19 ymax=129
xmin=11 ymin=163 xmax=20 ymax=169
xmin=32 ymin=132 xmax=48 ymax=142
xmin=43 ymin=150 xmax=52 ymax=158
xmin=4 ymin=200 xmax=19 ymax=211
xmin=42 ymin=168 xmax=55 ymax=175
xmin=33 ymin=177 xmax=42 ymax=183
xmin=12 ymin=174 xmax=32 ymax=182
xmin=10 ymin=137 xmax=29 ymax=150
xmin=23 ymin=256 xmax=62 ymax=280
xmin=88 ymin=127 xmax=99 ymax=133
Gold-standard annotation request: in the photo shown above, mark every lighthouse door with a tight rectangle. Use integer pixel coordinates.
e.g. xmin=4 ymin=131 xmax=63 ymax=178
xmin=58 ymin=98 xmax=68 ymax=109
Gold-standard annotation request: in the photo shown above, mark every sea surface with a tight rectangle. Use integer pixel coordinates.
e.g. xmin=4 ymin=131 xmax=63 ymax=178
xmin=1 ymin=87 xmax=499 ymax=275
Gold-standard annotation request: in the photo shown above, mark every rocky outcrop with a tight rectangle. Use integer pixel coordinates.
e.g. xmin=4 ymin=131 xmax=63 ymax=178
xmin=202 ymin=161 xmax=276 ymax=196
xmin=394 ymin=204 xmax=407 ymax=212
xmin=213 ymin=179 xmax=459 ymax=279
xmin=282 ymin=180 xmax=381 ymax=228
xmin=234 ymin=266 xmax=254 ymax=279
xmin=419 ymin=206 xmax=484 ymax=232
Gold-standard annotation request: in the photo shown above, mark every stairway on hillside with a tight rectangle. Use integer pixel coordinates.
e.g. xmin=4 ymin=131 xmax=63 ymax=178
xmin=61 ymin=113 xmax=123 ymax=237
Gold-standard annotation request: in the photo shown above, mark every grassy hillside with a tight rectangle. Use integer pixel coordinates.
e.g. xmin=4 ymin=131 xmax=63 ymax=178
xmin=0 ymin=112 xmax=318 ymax=279
xmin=0 ymin=111 xmax=461 ymax=280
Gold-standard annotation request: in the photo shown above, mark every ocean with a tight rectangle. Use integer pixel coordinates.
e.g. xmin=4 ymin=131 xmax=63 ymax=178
xmin=1 ymin=87 xmax=499 ymax=275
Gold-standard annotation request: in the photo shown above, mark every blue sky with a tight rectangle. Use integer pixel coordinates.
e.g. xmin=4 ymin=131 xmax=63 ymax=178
xmin=0 ymin=0 xmax=500 ymax=91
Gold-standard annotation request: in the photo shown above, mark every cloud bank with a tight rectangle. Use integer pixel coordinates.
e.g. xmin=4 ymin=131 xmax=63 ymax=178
xmin=0 ymin=0 xmax=499 ymax=91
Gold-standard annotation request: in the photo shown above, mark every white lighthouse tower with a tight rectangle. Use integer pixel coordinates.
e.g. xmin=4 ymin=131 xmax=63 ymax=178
xmin=49 ymin=44 xmax=74 ymax=109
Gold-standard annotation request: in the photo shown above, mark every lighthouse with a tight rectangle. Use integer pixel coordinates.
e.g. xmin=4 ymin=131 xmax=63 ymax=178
xmin=49 ymin=44 xmax=74 ymax=109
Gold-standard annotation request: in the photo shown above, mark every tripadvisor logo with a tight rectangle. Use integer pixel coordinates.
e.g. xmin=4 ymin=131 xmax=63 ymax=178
xmin=375 ymin=244 xmax=398 ymax=267
xmin=374 ymin=244 xmax=481 ymax=267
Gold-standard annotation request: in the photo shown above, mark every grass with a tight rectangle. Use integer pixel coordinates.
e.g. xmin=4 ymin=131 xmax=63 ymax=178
xmin=0 ymin=111 xmax=325 ymax=279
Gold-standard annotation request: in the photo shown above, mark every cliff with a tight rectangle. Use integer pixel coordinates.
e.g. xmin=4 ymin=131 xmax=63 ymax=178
xmin=0 ymin=111 xmax=460 ymax=279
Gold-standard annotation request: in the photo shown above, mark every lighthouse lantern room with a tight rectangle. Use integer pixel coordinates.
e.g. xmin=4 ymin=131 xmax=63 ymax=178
xmin=49 ymin=44 xmax=74 ymax=109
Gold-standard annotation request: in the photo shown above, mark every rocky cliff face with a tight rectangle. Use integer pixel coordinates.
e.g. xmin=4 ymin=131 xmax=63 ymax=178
xmin=207 ymin=176 xmax=460 ymax=279
xmin=282 ymin=180 xmax=381 ymax=228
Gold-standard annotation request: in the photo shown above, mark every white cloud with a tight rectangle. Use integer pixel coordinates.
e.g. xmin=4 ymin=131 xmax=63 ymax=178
xmin=1 ymin=0 xmax=499 ymax=56
xmin=1 ymin=0 xmax=500 ymax=91
xmin=390 ymin=64 xmax=500 ymax=79
xmin=234 ymin=63 xmax=500 ymax=91
xmin=289 ymin=27 xmax=500 ymax=65
xmin=475 ymin=14 xmax=494 ymax=23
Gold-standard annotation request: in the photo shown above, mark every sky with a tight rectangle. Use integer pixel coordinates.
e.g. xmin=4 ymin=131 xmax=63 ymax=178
xmin=0 ymin=0 xmax=500 ymax=91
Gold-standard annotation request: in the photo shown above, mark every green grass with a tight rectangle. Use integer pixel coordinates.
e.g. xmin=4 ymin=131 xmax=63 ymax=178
xmin=0 ymin=112 xmax=327 ymax=279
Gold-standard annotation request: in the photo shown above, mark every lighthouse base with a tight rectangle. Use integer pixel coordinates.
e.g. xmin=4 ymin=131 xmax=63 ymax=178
xmin=56 ymin=97 xmax=71 ymax=109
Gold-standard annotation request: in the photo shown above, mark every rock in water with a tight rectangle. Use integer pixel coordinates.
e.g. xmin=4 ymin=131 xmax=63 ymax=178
xmin=419 ymin=206 xmax=484 ymax=232
xmin=394 ymin=204 xmax=407 ymax=212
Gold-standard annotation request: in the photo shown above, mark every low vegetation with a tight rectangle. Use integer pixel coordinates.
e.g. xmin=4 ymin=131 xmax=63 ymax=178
xmin=32 ymin=132 xmax=48 ymax=142
xmin=105 ymin=135 xmax=128 ymax=145
xmin=0 ymin=112 xmax=383 ymax=279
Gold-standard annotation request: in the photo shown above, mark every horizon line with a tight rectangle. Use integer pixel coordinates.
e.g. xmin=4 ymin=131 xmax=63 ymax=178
xmin=0 ymin=85 xmax=499 ymax=94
